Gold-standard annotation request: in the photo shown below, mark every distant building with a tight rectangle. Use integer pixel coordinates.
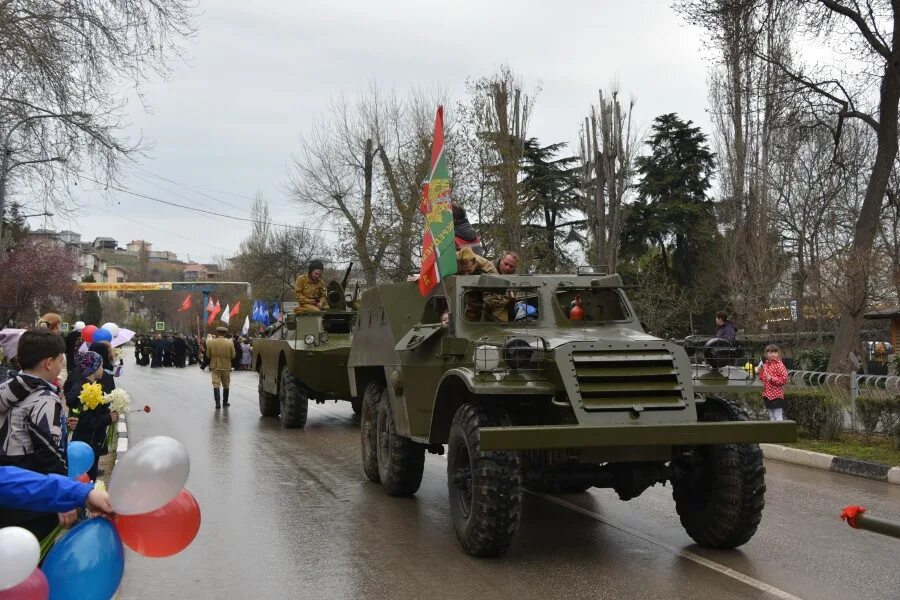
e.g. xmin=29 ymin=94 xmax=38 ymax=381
xmin=92 ymin=237 xmax=118 ymax=251
xmin=124 ymin=239 xmax=177 ymax=263
xmin=104 ymin=265 xmax=127 ymax=298
xmin=57 ymin=230 xmax=81 ymax=245
xmin=126 ymin=240 xmax=150 ymax=253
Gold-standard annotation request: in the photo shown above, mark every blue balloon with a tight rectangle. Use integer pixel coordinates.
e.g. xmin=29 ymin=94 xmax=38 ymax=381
xmin=42 ymin=518 xmax=124 ymax=600
xmin=92 ymin=328 xmax=113 ymax=343
xmin=67 ymin=441 xmax=94 ymax=478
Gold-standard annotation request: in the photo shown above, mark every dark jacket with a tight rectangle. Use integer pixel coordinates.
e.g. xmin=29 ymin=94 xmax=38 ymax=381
xmin=64 ymin=330 xmax=82 ymax=371
xmin=454 ymin=218 xmax=479 ymax=242
xmin=715 ymin=321 xmax=738 ymax=341
xmin=88 ymin=342 xmax=116 ymax=394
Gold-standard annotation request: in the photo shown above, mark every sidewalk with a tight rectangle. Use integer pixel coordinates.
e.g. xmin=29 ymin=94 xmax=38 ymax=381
xmin=761 ymin=443 xmax=900 ymax=485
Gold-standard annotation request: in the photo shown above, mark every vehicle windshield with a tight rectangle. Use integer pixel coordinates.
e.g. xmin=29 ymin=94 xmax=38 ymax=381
xmin=555 ymin=287 xmax=629 ymax=322
xmin=461 ymin=287 xmax=540 ymax=324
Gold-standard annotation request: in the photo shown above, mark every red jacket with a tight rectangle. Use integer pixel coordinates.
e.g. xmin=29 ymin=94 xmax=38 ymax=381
xmin=759 ymin=359 xmax=788 ymax=399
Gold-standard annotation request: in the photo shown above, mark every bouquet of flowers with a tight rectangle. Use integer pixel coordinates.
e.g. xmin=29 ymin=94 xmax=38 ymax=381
xmin=105 ymin=388 xmax=130 ymax=449
xmin=105 ymin=388 xmax=130 ymax=414
xmin=79 ymin=382 xmax=106 ymax=411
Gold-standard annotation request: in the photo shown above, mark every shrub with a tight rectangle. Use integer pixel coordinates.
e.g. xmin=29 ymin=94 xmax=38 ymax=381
xmin=783 ymin=390 xmax=844 ymax=440
xmin=855 ymin=396 xmax=884 ymax=443
xmin=798 ymin=348 xmax=829 ymax=372
xmin=881 ymin=397 xmax=900 ymax=450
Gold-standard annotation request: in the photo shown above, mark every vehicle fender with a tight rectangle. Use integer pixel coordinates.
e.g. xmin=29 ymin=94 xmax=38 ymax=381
xmin=428 ymin=369 xmax=475 ymax=444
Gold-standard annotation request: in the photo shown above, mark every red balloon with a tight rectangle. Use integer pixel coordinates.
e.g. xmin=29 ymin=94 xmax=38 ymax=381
xmin=76 ymin=473 xmax=90 ymax=483
xmin=81 ymin=325 xmax=97 ymax=344
xmin=0 ymin=568 xmax=49 ymax=600
xmin=114 ymin=489 xmax=201 ymax=557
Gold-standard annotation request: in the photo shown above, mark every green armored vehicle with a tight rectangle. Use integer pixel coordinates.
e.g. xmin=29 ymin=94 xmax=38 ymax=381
xmin=253 ymin=268 xmax=359 ymax=428
xmin=349 ymin=272 xmax=796 ymax=556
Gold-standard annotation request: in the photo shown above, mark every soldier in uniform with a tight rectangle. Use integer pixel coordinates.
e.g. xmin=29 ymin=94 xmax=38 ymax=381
xmin=456 ymin=248 xmax=514 ymax=322
xmin=293 ymin=259 xmax=328 ymax=314
xmin=205 ymin=326 xmax=236 ymax=409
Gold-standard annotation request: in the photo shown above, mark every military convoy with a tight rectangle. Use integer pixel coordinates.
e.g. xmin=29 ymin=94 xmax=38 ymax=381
xmin=254 ymin=269 xmax=797 ymax=557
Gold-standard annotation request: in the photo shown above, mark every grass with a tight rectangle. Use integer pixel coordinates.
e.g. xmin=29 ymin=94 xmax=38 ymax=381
xmin=786 ymin=432 xmax=900 ymax=467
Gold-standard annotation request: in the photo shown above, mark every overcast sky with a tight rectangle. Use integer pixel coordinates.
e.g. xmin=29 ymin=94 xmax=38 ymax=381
xmin=48 ymin=0 xmax=712 ymax=265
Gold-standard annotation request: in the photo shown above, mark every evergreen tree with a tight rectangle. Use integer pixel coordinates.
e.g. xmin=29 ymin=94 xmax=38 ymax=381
xmin=81 ymin=275 xmax=103 ymax=325
xmin=621 ymin=113 xmax=716 ymax=288
xmin=520 ymin=138 xmax=582 ymax=272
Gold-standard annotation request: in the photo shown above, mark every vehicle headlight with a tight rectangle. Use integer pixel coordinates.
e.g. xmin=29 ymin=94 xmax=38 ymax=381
xmin=319 ymin=332 xmax=329 ymax=344
xmin=504 ymin=338 xmax=534 ymax=370
xmin=475 ymin=345 xmax=501 ymax=372
xmin=304 ymin=334 xmax=317 ymax=346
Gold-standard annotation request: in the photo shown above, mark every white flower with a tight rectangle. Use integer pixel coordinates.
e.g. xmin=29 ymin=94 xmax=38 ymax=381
xmin=105 ymin=388 xmax=131 ymax=413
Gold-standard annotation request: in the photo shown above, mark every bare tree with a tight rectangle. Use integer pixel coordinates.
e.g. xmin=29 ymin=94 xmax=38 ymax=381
xmin=0 ymin=0 xmax=196 ymax=253
xmin=579 ymin=87 xmax=638 ymax=272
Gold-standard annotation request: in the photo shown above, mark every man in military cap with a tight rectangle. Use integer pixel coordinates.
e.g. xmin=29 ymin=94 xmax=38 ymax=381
xmin=294 ymin=259 xmax=328 ymax=314
xmin=206 ymin=326 xmax=236 ymax=409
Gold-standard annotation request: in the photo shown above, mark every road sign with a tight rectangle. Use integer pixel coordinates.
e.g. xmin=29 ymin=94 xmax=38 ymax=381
xmin=155 ymin=321 xmax=165 ymax=331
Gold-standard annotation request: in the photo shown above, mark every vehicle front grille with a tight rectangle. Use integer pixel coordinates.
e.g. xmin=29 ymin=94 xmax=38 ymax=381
xmin=571 ymin=349 xmax=686 ymax=411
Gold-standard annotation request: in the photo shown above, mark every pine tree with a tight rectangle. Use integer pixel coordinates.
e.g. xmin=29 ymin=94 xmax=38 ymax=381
xmin=520 ymin=138 xmax=582 ymax=273
xmin=81 ymin=275 xmax=103 ymax=325
xmin=621 ymin=113 xmax=716 ymax=288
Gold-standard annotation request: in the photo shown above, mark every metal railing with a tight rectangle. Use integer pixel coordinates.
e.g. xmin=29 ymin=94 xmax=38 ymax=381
xmin=785 ymin=370 xmax=900 ymax=432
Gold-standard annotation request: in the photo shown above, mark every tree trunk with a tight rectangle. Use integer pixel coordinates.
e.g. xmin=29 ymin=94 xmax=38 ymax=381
xmin=828 ymin=55 xmax=900 ymax=372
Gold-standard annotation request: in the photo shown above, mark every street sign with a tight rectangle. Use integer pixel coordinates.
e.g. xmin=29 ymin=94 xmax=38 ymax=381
xmin=155 ymin=321 xmax=165 ymax=331
xmin=61 ymin=322 xmax=70 ymax=332
xmin=789 ymin=300 xmax=799 ymax=322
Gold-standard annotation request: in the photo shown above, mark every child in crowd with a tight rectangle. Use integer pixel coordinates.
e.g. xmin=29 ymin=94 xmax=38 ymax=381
xmin=758 ymin=344 xmax=789 ymax=421
xmin=0 ymin=330 xmax=70 ymax=539
xmin=67 ymin=351 xmax=118 ymax=481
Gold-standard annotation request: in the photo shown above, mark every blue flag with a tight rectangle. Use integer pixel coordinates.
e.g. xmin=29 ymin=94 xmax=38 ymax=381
xmin=252 ymin=300 xmax=261 ymax=322
xmin=272 ymin=302 xmax=281 ymax=321
xmin=259 ymin=301 xmax=270 ymax=325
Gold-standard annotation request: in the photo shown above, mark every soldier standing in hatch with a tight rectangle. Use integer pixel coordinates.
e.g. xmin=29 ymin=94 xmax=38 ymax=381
xmin=206 ymin=326 xmax=235 ymax=409
xmin=294 ymin=260 xmax=328 ymax=314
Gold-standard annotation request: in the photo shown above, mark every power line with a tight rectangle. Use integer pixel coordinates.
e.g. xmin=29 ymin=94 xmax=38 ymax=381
xmin=132 ymin=169 xmax=248 ymax=212
xmin=70 ymin=171 xmax=344 ymax=235
xmin=94 ymin=204 xmax=229 ymax=253
xmin=134 ymin=167 xmax=263 ymax=203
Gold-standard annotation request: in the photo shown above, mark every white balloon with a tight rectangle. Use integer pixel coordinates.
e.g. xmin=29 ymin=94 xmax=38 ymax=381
xmin=101 ymin=322 xmax=120 ymax=338
xmin=109 ymin=435 xmax=190 ymax=515
xmin=0 ymin=527 xmax=40 ymax=590
xmin=73 ymin=321 xmax=86 ymax=332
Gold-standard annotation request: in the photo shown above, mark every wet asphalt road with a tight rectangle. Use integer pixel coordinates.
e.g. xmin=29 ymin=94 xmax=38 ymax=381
xmin=115 ymin=360 xmax=900 ymax=600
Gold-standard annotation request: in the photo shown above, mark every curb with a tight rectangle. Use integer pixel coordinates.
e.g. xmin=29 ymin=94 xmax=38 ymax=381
xmin=115 ymin=415 xmax=127 ymax=464
xmin=760 ymin=443 xmax=900 ymax=486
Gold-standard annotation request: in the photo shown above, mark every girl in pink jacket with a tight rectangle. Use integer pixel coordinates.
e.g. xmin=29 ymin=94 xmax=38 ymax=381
xmin=758 ymin=344 xmax=789 ymax=421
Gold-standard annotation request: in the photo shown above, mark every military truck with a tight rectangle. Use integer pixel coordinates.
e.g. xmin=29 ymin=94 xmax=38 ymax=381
xmin=252 ymin=267 xmax=359 ymax=428
xmin=348 ymin=272 xmax=796 ymax=557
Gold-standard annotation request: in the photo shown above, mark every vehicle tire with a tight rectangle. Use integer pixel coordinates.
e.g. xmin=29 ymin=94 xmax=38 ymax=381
xmin=278 ymin=366 xmax=308 ymax=429
xmin=376 ymin=392 xmax=425 ymax=496
xmin=258 ymin=380 xmax=279 ymax=418
xmin=447 ymin=403 xmax=523 ymax=557
xmin=671 ymin=396 xmax=765 ymax=549
xmin=360 ymin=381 xmax=383 ymax=483
xmin=350 ymin=396 xmax=362 ymax=415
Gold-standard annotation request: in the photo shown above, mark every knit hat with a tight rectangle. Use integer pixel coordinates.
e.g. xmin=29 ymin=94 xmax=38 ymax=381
xmin=308 ymin=259 xmax=324 ymax=273
xmin=75 ymin=351 xmax=103 ymax=378
xmin=73 ymin=321 xmax=85 ymax=332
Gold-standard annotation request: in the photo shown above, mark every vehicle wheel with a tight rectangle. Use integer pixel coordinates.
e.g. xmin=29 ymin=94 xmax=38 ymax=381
xmin=278 ymin=366 xmax=308 ymax=429
xmin=376 ymin=392 xmax=424 ymax=496
xmin=360 ymin=381 xmax=383 ymax=483
xmin=671 ymin=396 xmax=765 ymax=549
xmin=447 ymin=403 xmax=522 ymax=557
xmin=350 ymin=396 xmax=362 ymax=415
xmin=258 ymin=379 xmax=279 ymax=418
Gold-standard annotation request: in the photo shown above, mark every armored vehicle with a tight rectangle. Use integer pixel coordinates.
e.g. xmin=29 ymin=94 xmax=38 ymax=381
xmin=348 ymin=272 xmax=796 ymax=557
xmin=253 ymin=267 xmax=359 ymax=428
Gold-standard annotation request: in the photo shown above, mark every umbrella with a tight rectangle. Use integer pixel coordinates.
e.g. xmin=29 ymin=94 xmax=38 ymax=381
xmin=0 ymin=329 xmax=26 ymax=360
xmin=110 ymin=328 xmax=135 ymax=348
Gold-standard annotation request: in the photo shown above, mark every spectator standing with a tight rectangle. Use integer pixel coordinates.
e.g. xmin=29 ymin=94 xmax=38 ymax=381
xmin=714 ymin=311 xmax=737 ymax=342
xmin=241 ymin=338 xmax=252 ymax=370
xmin=758 ymin=344 xmax=789 ymax=421
xmin=0 ymin=330 xmax=70 ymax=539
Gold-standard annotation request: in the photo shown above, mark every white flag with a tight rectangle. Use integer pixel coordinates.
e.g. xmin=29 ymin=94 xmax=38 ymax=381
xmin=221 ymin=304 xmax=231 ymax=325
xmin=241 ymin=315 xmax=249 ymax=335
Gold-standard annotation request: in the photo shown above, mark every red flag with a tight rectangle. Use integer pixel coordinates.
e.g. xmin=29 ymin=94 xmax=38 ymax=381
xmin=207 ymin=300 xmax=222 ymax=326
xmin=229 ymin=301 xmax=241 ymax=318
xmin=177 ymin=294 xmax=192 ymax=312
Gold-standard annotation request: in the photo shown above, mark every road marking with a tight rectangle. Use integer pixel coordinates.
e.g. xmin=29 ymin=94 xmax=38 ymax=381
xmin=529 ymin=491 xmax=804 ymax=600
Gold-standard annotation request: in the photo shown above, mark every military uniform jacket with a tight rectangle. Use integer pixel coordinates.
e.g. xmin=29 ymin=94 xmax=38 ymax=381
xmin=294 ymin=274 xmax=328 ymax=309
xmin=205 ymin=337 xmax=236 ymax=370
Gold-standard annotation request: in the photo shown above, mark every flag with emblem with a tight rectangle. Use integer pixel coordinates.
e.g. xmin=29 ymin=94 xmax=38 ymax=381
xmin=418 ymin=105 xmax=457 ymax=296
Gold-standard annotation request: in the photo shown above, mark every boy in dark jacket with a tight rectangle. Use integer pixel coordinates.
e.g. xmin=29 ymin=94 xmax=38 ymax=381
xmin=0 ymin=330 xmax=71 ymax=539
